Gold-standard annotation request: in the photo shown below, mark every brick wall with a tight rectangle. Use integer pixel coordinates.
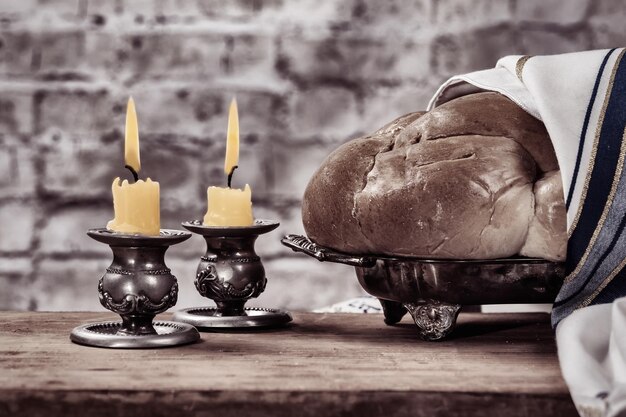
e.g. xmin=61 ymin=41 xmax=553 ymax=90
xmin=0 ymin=0 xmax=624 ymax=311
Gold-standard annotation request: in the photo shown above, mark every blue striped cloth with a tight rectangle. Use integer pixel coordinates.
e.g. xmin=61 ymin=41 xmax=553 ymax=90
xmin=555 ymin=48 xmax=626 ymax=325
xmin=428 ymin=48 xmax=626 ymax=326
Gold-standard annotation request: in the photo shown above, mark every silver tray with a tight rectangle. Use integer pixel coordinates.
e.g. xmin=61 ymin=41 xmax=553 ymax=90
xmin=281 ymin=235 xmax=565 ymax=340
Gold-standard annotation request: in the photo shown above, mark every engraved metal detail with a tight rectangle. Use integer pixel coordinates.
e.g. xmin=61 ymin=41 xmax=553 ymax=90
xmin=194 ymin=265 xmax=266 ymax=300
xmin=82 ymin=227 xmax=192 ymax=346
xmin=187 ymin=219 xmax=274 ymax=227
xmin=105 ymin=267 xmax=171 ymax=275
xmin=188 ymin=306 xmax=282 ymax=315
xmin=231 ymin=257 xmax=260 ymax=263
xmin=173 ymin=307 xmax=292 ymax=329
xmin=281 ymin=234 xmax=376 ymax=267
xmin=106 ymin=267 xmax=132 ymax=275
xmin=282 ymin=234 xmax=565 ymax=340
xmin=404 ymin=300 xmax=461 ymax=341
xmin=180 ymin=218 xmax=283 ymax=322
xmin=159 ymin=230 xmax=186 ymax=236
xmin=70 ymin=321 xmax=200 ymax=348
xmin=98 ymin=277 xmax=179 ymax=315
xmin=84 ymin=321 xmax=186 ymax=335
xmin=201 ymin=256 xmax=260 ymax=263
xmin=91 ymin=229 xmax=187 ymax=238
xmin=146 ymin=269 xmax=172 ymax=275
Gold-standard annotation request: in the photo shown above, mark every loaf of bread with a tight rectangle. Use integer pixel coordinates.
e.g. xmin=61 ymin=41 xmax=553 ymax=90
xmin=302 ymin=92 xmax=567 ymax=261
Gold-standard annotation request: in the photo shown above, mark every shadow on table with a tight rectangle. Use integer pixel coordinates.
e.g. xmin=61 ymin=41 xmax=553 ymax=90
xmin=195 ymin=323 xmax=296 ymax=334
xmin=446 ymin=312 xmax=551 ymax=340
xmin=289 ymin=312 xmax=553 ymax=344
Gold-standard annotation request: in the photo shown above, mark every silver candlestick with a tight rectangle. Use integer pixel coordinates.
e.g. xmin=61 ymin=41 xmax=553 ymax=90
xmin=173 ymin=220 xmax=292 ymax=329
xmin=70 ymin=228 xmax=200 ymax=348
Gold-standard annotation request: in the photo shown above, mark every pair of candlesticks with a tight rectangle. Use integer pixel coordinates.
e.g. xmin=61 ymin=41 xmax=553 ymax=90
xmin=70 ymin=218 xmax=291 ymax=349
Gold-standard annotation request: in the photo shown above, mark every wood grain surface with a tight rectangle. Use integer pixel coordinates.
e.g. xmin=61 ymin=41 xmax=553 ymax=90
xmin=0 ymin=311 xmax=576 ymax=417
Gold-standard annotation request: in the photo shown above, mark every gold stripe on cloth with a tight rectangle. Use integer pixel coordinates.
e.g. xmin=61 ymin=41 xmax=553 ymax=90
xmin=565 ymin=49 xmax=626 ymax=284
xmin=565 ymin=123 xmax=626 ymax=284
xmin=580 ymin=257 xmax=626 ymax=309
xmin=569 ymin=48 xmax=626 ymax=237
xmin=515 ymin=55 xmax=532 ymax=82
xmin=578 ymin=127 xmax=626 ymax=308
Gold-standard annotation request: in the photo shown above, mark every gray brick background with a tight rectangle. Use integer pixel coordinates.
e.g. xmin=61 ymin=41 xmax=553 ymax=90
xmin=0 ymin=0 xmax=624 ymax=312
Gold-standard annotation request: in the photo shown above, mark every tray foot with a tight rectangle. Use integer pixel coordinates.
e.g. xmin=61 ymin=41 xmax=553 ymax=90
xmin=379 ymin=299 xmax=407 ymax=325
xmin=403 ymin=300 xmax=461 ymax=341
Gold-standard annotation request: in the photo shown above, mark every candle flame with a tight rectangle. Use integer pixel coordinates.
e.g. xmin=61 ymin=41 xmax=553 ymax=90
xmin=224 ymin=98 xmax=239 ymax=175
xmin=125 ymin=97 xmax=141 ymax=174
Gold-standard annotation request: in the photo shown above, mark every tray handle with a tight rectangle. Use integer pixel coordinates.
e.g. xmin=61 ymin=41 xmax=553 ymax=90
xmin=281 ymin=234 xmax=376 ymax=268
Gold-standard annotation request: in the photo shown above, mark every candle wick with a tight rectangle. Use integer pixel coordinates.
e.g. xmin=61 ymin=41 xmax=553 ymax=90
xmin=227 ymin=166 xmax=238 ymax=188
xmin=125 ymin=165 xmax=139 ymax=183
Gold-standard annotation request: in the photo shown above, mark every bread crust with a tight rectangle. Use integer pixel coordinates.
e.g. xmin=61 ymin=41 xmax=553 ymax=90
xmin=302 ymin=93 xmax=567 ymax=261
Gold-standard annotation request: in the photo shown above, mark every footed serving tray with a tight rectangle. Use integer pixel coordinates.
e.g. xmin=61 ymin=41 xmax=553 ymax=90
xmin=281 ymin=235 xmax=565 ymax=340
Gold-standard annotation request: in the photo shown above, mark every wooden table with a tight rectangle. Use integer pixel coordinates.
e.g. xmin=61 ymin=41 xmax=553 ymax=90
xmin=0 ymin=311 xmax=576 ymax=417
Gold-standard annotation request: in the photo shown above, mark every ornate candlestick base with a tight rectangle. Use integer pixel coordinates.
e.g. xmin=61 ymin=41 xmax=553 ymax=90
xmin=172 ymin=220 xmax=292 ymax=330
xmin=173 ymin=307 xmax=291 ymax=329
xmin=70 ymin=229 xmax=200 ymax=348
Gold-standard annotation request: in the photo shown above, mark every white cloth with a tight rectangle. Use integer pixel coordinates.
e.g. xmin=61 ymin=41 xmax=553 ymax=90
xmin=429 ymin=49 xmax=626 ymax=417
xmin=428 ymin=49 xmax=623 ymax=226
xmin=557 ymin=298 xmax=626 ymax=417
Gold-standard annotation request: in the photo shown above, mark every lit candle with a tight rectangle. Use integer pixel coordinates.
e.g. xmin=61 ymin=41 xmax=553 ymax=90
xmin=224 ymin=96 xmax=239 ymax=177
xmin=203 ymin=98 xmax=254 ymax=227
xmin=106 ymin=97 xmax=161 ymax=236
